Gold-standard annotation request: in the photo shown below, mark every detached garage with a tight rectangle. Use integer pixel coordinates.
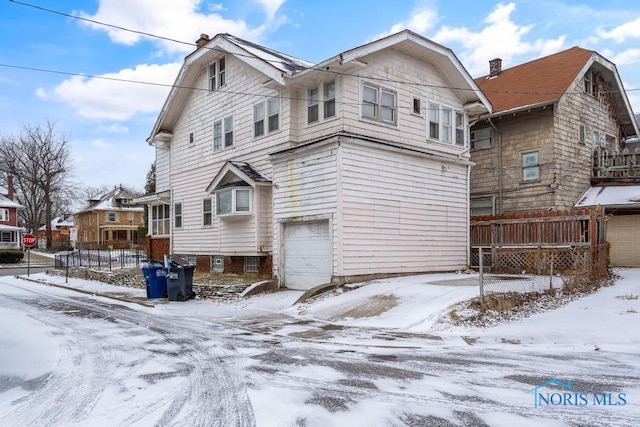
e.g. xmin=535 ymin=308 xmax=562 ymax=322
xmin=576 ymin=184 xmax=640 ymax=267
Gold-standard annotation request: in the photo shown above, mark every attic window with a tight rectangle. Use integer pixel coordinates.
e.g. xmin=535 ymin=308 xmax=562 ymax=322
xmin=583 ymin=70 xmax=598 ymax=97
xmin=362 ymin=83 xmax=397 ymax=124
xmin=412 ymin=97 xmax=421 ymax=115
xmin=209 ymin=56 xmax=226 ymax=91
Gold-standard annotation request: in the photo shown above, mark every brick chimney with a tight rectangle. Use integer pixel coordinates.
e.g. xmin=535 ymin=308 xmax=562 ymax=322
xmin=7 ymin=175 xmax=13 ymax=200
xmin=489 ymin=58 xmax=502 ymax=77
xmin=195 ymin=33 xmax=210 ymax=49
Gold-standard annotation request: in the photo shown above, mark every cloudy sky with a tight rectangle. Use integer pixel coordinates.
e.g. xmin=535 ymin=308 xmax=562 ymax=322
xmin=1 ymin=0 xmax=639 ymax=191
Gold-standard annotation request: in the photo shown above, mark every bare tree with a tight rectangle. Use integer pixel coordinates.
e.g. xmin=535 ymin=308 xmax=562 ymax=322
xmin=0 ymin=120 xmax=72 ymax=249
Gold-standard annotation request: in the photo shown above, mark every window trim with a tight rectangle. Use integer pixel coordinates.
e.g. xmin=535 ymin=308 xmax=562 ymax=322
xmin=605 ymin=134 xmax=615 ymax=149
xmin=428 ymin=101 xmax=466 ymax=147
xmin=307 ymin=85 xmax=319 ymax=124
xmin=471 ymin=127 xmax=492 ymax=150
xmin=522 ymin=151 xmax=540 ymax=182
xmin=213 ymin=115 xmax=234 ymax=151
xmin=361 ymin=82 xmax=397 ymax=125
xmin=174 ymin=202 xmax=182 ymax=229
xmin=0 ymin=208 xmax=8 ymax=222
xmin=107 ymin=212 xmax=117 ymax=222
xmin=254 ymin=97 xmax=280 ymax=137
xmin=212 ymin=255 xmax=224 ymax=272
xmin=412 ymin=97 xmax=421 ymax=116
xmin=203 ymin=198 xmax=213 ymax=226
xmin=245 ymin=256 xmax=259 ymax=273
xmin=151 ymin=204 xmax=170 ymax=236
xmin=209 ymin=56 xmax=226 ymax=91
xmin=215 ymin=187 xmax=253 ymax=217
xmin=470 ymin=197 xmax=495 ymax=217
xmin=593 ymin=130 xmax=600 ymax=152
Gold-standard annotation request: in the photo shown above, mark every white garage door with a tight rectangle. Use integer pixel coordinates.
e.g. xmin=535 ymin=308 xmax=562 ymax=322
xmin=283 ymin=221 xmax=331 ymax=290
xmin=608 ymin=215 xmax=640 ymax=267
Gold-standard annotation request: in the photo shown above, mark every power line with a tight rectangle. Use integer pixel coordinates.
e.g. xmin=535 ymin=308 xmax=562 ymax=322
xmin=8 ymin=0 xmax=640 ymax=97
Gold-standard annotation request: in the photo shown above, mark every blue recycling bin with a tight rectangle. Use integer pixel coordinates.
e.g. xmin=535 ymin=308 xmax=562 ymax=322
xmin=141 ymin=262 xmax=167 ymax=298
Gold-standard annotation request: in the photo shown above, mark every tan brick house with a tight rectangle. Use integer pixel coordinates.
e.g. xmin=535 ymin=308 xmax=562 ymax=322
xmin=74 ymin=186 xmax=144 ymax=249
xmin=469 ymin=47 xmax=639 ymax=215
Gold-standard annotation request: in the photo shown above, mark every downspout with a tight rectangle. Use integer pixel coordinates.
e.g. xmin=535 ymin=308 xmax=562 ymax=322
xmin=487 ymin=118 xmax=503 ymax=214
xmin=466 ymin=162 xmax=471 ymax=268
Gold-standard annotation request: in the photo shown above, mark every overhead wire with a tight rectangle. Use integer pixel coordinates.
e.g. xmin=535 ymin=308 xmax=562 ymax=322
xmin=6 ymin=0 xmax=640 ymax=98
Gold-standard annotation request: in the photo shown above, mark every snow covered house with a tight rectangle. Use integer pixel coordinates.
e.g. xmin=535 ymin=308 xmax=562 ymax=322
xmin=0 ymin=176 xmax=25 ymax=249
xmin=74 ymin=186 xmax=144 ymax=249
xmin=141 ymin=30 xmax=491 ymax=289
xmin=37 ymin=216 xmax=74 ymax=249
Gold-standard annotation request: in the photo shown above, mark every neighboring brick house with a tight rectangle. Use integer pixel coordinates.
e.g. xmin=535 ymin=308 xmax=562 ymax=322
xmin=469 ymin=47 xmax=639 ymax=215
xmin=74 ymin=186 xmax=144 ymax=249
xmin=37 ymin=216 xmax=74 ymax=249
xmin=139 ymin=31 xmax=491 ymax=289
xmin=0 ymin=176 xmax=25 ymax=249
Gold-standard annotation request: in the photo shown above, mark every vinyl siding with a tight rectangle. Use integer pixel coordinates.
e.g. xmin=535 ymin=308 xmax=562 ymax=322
xmin=339 ymin=141 xmax=468 ymax=275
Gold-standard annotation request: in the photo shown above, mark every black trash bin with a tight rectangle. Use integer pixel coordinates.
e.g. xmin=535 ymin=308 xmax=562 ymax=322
xmin=141 ymin=261 xmax=167 ymax=298
xmin=166 ymin=256 xmax=196 ymax=301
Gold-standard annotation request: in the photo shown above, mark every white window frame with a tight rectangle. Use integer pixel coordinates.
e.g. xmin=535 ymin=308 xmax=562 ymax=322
xmin=0 ymin=231 xmax=11 ymax=242
xmin=428 ymin=101 xmax=466 ymax=147
xmin=213 ymin=115 xmax=234 ymax=151
xmin=0 ymin=208 xmax=8 ymax=222
xmin=215 ymin=187 xmax=252 ymax=216
xmin=605 ymin=134 xmax=615 ymax=149
xmin=203 ymin=198 xmax=213 ymax=226
xmin=245 ymin=256 xmax=259 ymax=273
xmin=307 ymin=80 xmax=336 ymax=125
xmin=254 ymin=97 xmax=281 ymax=138
xmin=362 ymin=83 xmax=397 ymax=124
xmin=593 ymin=130 xmax=600 ymax=152
xmin=323 ymin=80 xmax=336 ymax=119
xmin=522 ymin=151 xmax=540 ymax=181
xmin=212 ymin=255 xmax=224 ymax=272
xmin=308 ymin=86 xmax=319 ymax=123
xmin=174 ymin=202 xmax=182 ymax=228
xmin=151 ymin=204 xmax=170 ymax=236
xmin=209 ymin=56 xmax=226 ymax=91
xmin=107 ymin=212 xmax=117 ymax=222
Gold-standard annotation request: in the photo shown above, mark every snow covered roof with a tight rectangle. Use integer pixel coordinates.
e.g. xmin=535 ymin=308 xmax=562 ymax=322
xmin=0 ymin=193 xmax=24 ymax=209
xmin=76 ymin=186 xmax=143 ymax=214
xmin=222 ymin=34 xmax=314 ymax=74
xmin=576 ymin=185 xmax=640 ymax=208
xmin=39 ymin=216 xmax=74 ymax=231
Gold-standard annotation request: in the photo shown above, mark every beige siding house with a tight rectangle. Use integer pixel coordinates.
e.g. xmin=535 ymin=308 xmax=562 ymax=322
xmin=142 ymin=31 xmax=491 ymax=289
xmin=470 ymin=48 xmax=639 ymax=216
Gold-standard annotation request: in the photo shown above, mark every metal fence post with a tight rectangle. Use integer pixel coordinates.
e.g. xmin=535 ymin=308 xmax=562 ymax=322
xmin=479 ymin=247 xmax=484 ymax=305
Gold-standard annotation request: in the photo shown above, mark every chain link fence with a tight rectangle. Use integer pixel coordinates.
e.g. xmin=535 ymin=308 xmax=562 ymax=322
xmin=472 ymin=244 xmax=610 ymax=303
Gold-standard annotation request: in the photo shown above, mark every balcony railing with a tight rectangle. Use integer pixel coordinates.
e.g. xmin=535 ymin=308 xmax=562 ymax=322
xmin=592 ymin=149 xmax=640 ymax=181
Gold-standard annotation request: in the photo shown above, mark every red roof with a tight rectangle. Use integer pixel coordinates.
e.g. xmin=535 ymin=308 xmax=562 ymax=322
xmin=475 ymin=47 xmax=594 ymax=114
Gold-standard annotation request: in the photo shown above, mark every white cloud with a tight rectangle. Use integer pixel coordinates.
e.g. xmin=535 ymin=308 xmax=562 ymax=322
xmin=609 ymin=48 xmax=640 ymax=66
xmin=598 ymin=16 xmax=640 ymax=43
xmin=36 ymin=62 xmax=181 ymax=121
xmin=75 ymin=0 xmax=265 ymax=55
xmin=369 ymin=7 xmax=438 ymax=41
xmin=255 ymin=0 xmax=286 ymax=21
xmin=98 ymin=123 xmax=130 ymax=134
xmin=432 ymin=2 xmax=565 ymax=76
xmin=90 ymin=138 xmax=112 ymax=148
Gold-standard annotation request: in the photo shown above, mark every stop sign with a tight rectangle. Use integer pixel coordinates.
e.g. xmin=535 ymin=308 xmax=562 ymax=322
xmin=22 ymin=233 xmax=37 ymax=248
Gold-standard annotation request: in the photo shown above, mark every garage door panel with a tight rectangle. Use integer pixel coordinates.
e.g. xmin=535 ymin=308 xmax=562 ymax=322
xmin=283 ymin=221 xmax=330 ymax=290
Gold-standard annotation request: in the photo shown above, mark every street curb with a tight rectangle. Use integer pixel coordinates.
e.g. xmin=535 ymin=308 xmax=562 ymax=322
xmin=14 ymin=275 xmax=156 ymax=308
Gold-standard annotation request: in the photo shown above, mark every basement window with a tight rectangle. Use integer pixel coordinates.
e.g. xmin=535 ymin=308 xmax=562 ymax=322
xmin=245 ymin=256 xmax=259 ymax=273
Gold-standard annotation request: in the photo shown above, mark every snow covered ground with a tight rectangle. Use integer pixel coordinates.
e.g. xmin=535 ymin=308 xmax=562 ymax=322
xmin=1 ymin=268 xmax=639 ymax=426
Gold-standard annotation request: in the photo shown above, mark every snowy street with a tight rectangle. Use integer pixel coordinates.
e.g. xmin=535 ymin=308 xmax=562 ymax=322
xmin=1 ymin=271 xmax=639 ymax=426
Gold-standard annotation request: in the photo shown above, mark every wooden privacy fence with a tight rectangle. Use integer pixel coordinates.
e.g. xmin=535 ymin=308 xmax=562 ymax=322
xmin=470 ymin=208 xmax=608 ymax=274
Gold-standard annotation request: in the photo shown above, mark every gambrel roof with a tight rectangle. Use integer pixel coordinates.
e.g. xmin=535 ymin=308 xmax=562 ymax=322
xmin=475 ymin=47 xmax=639 ymax=138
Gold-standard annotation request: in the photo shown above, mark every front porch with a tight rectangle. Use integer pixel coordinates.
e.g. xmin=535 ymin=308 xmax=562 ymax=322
xmin=0 ymin=225 xmax=25 ymax=249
